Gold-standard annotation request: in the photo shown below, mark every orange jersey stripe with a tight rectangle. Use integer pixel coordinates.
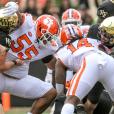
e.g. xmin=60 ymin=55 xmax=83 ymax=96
xmin=67 ymin=58 xmax=86 ymax=95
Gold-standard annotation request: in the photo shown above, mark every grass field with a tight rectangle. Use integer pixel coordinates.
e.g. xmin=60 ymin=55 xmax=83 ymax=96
xmin=5 ymin=107 xmax=50 ymax=114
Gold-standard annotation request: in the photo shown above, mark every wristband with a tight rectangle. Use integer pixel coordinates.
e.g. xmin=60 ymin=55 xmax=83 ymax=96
xmin=47 ymin=68 xmax=53 ymax=74
xmin=56 ymin=83 xmax=64 ymax=95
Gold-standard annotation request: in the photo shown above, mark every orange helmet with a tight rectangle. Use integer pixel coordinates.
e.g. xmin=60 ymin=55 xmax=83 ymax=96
xmin=36 ymin=14 xmax=60 ymax=48
xmin=60 ymin=24 xmax=83 ymax=45
xmin=62 ymin=8 xmax=82 ymax=26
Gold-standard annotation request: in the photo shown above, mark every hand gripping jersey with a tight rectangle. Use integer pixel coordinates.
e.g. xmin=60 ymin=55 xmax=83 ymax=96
xmin=55 ymin=38 xmax=101 ymax=71
xmin=4 ymin=14 xmax=56 ymax=78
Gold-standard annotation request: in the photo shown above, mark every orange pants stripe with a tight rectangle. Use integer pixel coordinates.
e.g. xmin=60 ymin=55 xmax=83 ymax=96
xmin=67 ymin=58 xmax=86 ymax=95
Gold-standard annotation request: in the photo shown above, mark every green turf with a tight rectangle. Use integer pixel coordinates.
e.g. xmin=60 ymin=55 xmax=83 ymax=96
xmin=5 ymin=107 xmax=29 ymax=114
xmin=5 ymin=107 xmax=50 ymax=114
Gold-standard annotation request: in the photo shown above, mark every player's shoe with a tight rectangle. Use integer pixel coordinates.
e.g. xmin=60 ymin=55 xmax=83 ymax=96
xmin=76 ymin=104 xmax=87 ymax=114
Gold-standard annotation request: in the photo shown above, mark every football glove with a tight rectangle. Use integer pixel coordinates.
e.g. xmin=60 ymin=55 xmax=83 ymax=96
xmin=0 ymin=30 xmax=11 ymax=48
xmin=0 ymin=2 xmax=19 ymax=17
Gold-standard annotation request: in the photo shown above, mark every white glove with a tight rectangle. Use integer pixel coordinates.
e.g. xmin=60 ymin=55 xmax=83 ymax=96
xmin=0 ymin=2 xmax=19 ymax=17
xmin=56 ymin=83 xmax=65 ymax=95
xmin=45 ymin=68 xmax=53 ymax=83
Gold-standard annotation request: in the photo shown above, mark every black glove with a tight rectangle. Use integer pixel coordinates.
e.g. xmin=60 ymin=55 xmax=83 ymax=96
xmin=0 ymin=30 xmax=11 ymax=48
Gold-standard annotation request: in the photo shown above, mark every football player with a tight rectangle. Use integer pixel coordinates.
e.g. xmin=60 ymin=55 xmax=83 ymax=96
xmin=51 ymin=8 xmax=110 ymax=114
xmin=86 ymin=1 xmax=114 ymax=113
xmin=61 ymin=8 xmax=113 ymax=114
xmin=55 ymin=18 xmax=114 ymax=114
xmin=49 ymin=8 xmax=91 ymax=114
xmin=0 ymin=2 xmax=62 ymax=114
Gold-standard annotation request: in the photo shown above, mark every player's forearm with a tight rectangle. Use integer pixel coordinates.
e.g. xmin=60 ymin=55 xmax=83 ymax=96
xmin=0 ymin=58 xmax=24 ymax=72
xmin=55 ymin=59 xmax=66 ymax=84
xmin=0 ymin=61 xmax=16 ymax=72
xmin=55 ymin=59 xmax=67 ymax=95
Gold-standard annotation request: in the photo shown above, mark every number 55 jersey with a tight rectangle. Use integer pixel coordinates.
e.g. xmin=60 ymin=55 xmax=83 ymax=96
xmin=4 ymin=14 xmax=56 ymax=78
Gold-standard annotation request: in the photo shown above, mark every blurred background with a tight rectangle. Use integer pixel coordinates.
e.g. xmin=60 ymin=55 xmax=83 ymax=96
xmin=0 ymin=0 xmax=105 ymax=25
xmin=0 ymin=0 xmax=105 ymax=114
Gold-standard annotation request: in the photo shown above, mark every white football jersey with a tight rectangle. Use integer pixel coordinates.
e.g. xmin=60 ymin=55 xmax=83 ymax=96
xmin=55 ymin=38 xmax=101 ymax=71
xmin=80 ymin=25 xmax=90 ymax=38
xmin=9 ymin=13 xmax=56 ymax=60
xmin=4 ymin=14 xmax=56 ymax=78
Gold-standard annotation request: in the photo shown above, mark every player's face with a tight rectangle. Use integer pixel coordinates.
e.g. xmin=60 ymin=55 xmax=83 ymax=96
xmin=39 ymin=32 xmax=59 ymax=51
xmin=98 ymin=29 xmax=114 ymax=47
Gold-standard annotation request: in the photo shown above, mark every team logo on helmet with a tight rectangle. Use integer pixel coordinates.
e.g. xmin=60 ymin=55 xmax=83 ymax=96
xmin=98 ymin=9 xmax=109 ymax=19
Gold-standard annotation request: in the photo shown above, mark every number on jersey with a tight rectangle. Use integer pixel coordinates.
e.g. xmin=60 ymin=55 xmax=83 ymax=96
xmin=67 ymin=38 xmax=93 ymax=53
xmin=11 ymin=34 xmax=38 ymax=59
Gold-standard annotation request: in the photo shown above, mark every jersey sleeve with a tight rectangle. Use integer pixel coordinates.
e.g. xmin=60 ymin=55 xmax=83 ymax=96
xmin=54 ymin=46 xmax=69 ymax=67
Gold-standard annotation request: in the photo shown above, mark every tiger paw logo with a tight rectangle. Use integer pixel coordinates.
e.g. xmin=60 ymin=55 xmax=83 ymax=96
xmin=43 ymin=17 xmax=53 ymax=29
